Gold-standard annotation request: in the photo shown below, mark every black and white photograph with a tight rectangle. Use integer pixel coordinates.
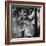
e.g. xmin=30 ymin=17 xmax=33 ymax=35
xmin=5 ymin=1 xmax=45 ymax=44
xmin=11 ymin=5 xmax=40 ymax=38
